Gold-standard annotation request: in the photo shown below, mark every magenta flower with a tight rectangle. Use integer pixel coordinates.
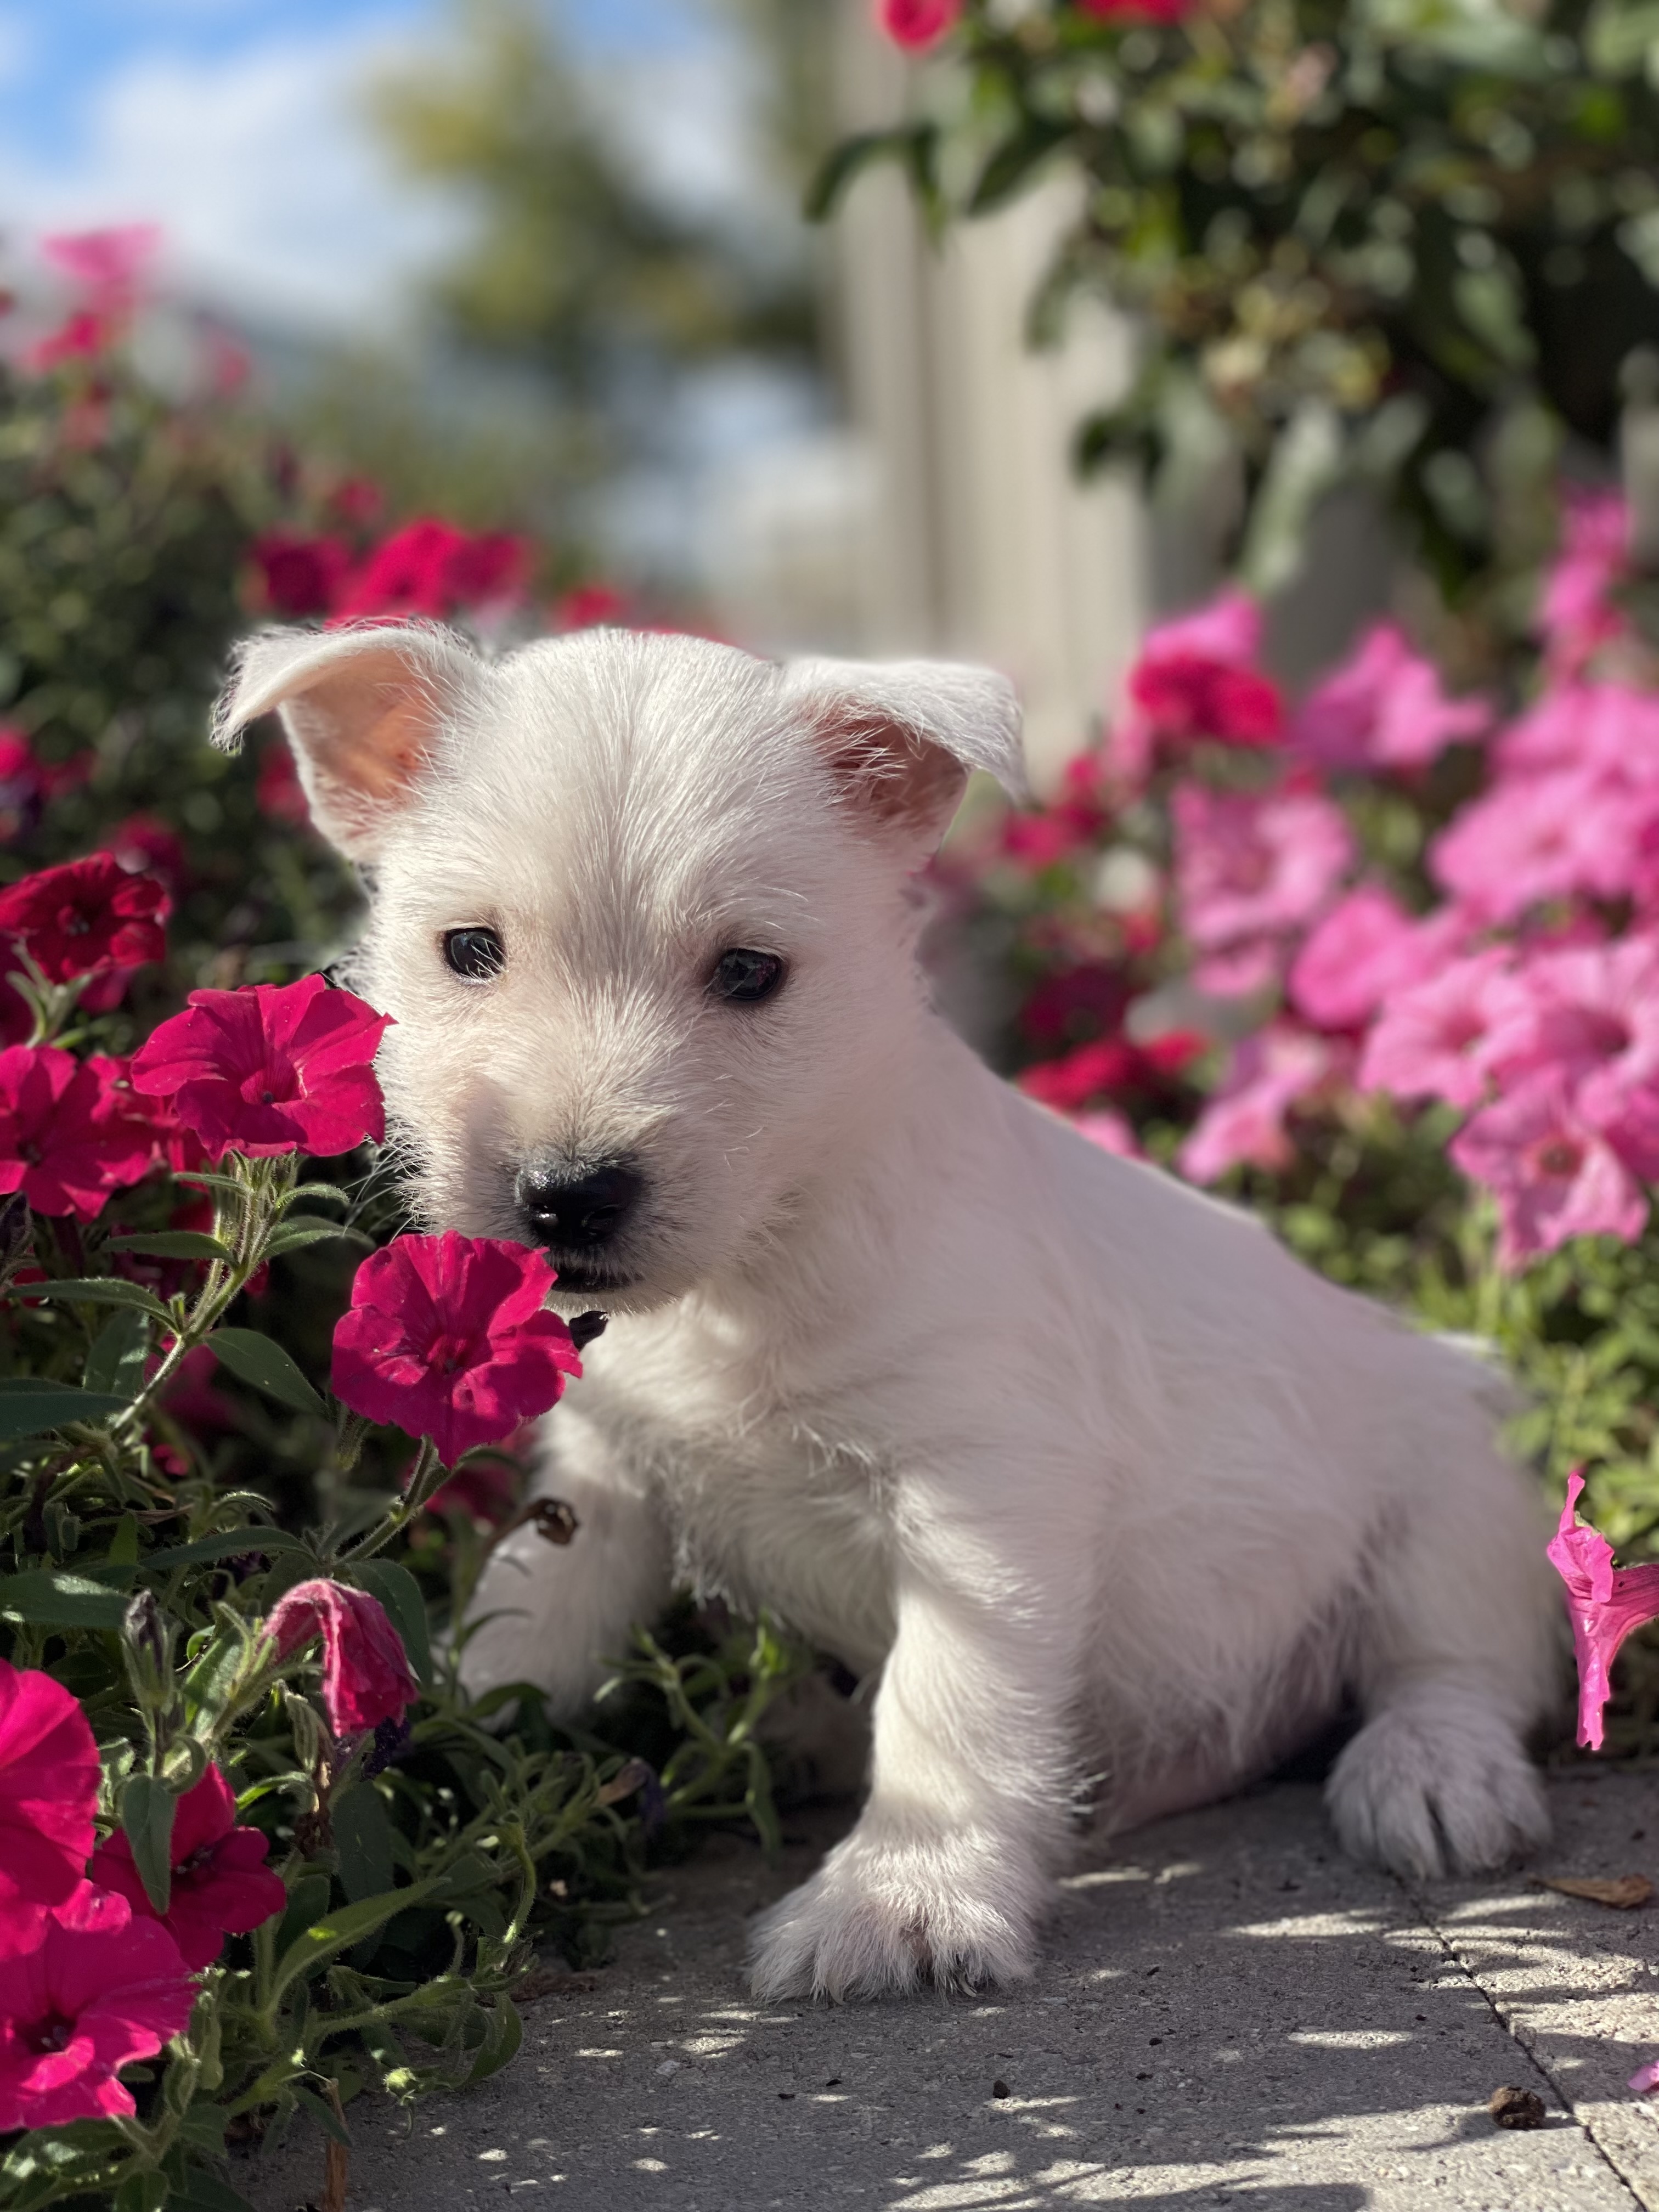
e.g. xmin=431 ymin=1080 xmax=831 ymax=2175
xmin=332 ymin=1232 xmax=583 ymax=1465
xmin=1482 ymin=936 xmax=1659 ymax=1119
xmin=1357 ymin=950 xmax=1513 ymax=1109
xmin=1110 ymin=590 xmax=1280 ymax=783
xmin=1172 ymin=783 xmax=1353 ymax=972
xmin=876 ymin=0 xmax=962 ymax=44
xmin=264 ymin=1579 xmax=420 ymax=1740
xmin=332 ymin=519 xmax=527 ymax=622
xmin=1176 ymin=1025 xmax=1338 ymax=1184
xmin=0 ymin=1882 xmax=194 ymax=2132
xmin=1538 ymin=489 xmax=1629 ymax=677
xmin=1494 ymin=679 xmax=1659 ymax=781
xmin=1546 ymin=1471 xmax=1659 ymax=1752
xmin=1291 ymin=622 xmax=1490 ymax=771
xmin=129 ymin=973 xmax=391 ymax=1160
xmin=0 ymin=1046 xmax=158 ymax=1220
xmin=41 ymin=224 xmax=160 ymax=303
xmin=1289 ymin=887 xmax=1467 ymax=1032
xmin=0 ymin=853 xmax=169 ymax=984
xmin=250 ymin=530 xmax=351 ymax=619
xmin=1449 ymin=1070 xmax=1649 ymax=1267
xmin=1430 ymin=765 xmax=1640 ymax=922
xmin=0 ymin=1661 xmax=100 ymax=1939
xmin=91 ymin=1765 xmax=286 ymax=1971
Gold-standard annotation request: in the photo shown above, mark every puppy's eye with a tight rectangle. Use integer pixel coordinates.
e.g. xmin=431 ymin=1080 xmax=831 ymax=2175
xmin=709 ymin=948 xmax=786 ymax=1005
xmin=443 ymin=926 xmax=505 ymax=981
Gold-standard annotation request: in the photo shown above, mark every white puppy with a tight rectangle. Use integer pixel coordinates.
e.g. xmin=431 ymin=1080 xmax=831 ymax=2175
xmin=219 ymin=620 xmax=1560 ymax=2001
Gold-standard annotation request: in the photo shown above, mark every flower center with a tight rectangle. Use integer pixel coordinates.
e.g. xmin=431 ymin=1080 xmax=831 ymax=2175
xmin=1536 ymin=1136 xmax=1583 ymax=1178
xmin=18 ymin=1141 xmax=40 ymax=1164
xmin=24 ymin=2012 xmax=75 ymax=2055
xmin=424 ymin=1331 xmax=478 ymax=1378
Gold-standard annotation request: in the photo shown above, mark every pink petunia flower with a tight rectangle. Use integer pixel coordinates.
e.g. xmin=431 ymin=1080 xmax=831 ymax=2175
xmin=1429 ymin=765 xmax=1640 ymax=923
xmin=1481 ymin=936 xmax=1659 ymax=1122
xmin=0 ymin=1882 xmax=195 ymax=2132
xmin=1546 ymin=1471 xmax=1659 ymax=1752
xmin=0 ymin=1046 xmax=159 ymax=1220
xmin=264 ymin=1579 xmax=420 ymax=1741
xmin=129 ymin=973 xmax=391 ymax=1161
xmin=90 ymin=1765 xmax=286 ymax=1971
xmin=332 ymin=520 xmax=527 ymax=623
xmin=1172 ymin=783 xmax=1353 ymax=973
xmin=1176 ymin=1024 xmax=1337 ymax=1184
xmin=41 ymin=225 xmax=160 ymax=302
xmin=1538 ymin=488 xmax=1629 ymax=678
xmin=876 ymin=0 xmax=962 ymax=44
xmin=1291 ymin=622 xmax=1491 ymax=772
xmin=1356 ymin=949 xmax=1513 ymax=1109
xmin=332 ymin=1232 xmax=583 ymax=1466
xmin=0 ymin=853 xmax=170 ymax=984
xmin=0 ymin=1660 xmax=101 ymax=1944
xmin=1289 ymin=887 xmax=1468 ymax=1032
xmin=1494 ymin=679 xmax=1659 ymax=782
xmin=1073 ymin=1107 xmax=1143 ymax=1158
xmin=1449 ymin=1069 xmax=1649 ymax=1267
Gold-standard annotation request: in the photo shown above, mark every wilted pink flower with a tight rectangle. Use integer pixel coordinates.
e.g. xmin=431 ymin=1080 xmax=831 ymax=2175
xmin=1292 ymin=623 xmax=1490 ymax=771
xmin=1449 ymin=1070 xmax=1649 ymax=1266
xmin=91 ymin=1765 xmax=286 ymax=1971
xmin=1429 ymin=766 xmax=1639 ymax=922
xmin=265 ymin=1579 xmax=419 ymax=1740
xmin=1538 ymin=488 xmax=1629 ymax=676
xmin=1289 ymin=887 xmax=1466 ymax=1032
xmin=1172 ymin=783 xmax=1353 ymax=970
xmin=877 ymin=0 xmax=962 ymax=44
xmin=0 ymin=1883 xmax=194 ymax=2132
xmin=129 ymin=973 xmax=391 ymax=1160
xmin=1357 ymin=950 xmax=1513 ymax=1108
xmin=0 ymin=1046 xmax=158 ymax=1220
xmin=332 ymin=1232 xmax=582 ymax=1465
xmin=1177 ymin=1025 xmax=1337 ymax=1183
xmin=0 ymin=853 xmax=170 ymax=984
xmin=1547 ymin=1471 xmax=1659 ymax=1752
xmin=0 ymin=1661 xmax=100 ymax=1938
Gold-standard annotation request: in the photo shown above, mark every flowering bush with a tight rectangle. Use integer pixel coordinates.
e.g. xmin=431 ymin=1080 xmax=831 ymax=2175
xmin=0 ymin=238 xmax=803 ymax=2210
xmin=946 ymin=486 xmax=1659 ymax=1678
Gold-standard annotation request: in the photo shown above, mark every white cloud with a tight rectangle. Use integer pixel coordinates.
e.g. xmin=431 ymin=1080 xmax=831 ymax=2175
xmin=0 ymin=22 xmax=465 ymax=334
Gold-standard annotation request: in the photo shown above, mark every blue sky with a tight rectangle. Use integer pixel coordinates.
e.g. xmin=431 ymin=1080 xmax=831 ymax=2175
xmin=0 ymin=0 xmax=743 ymax=331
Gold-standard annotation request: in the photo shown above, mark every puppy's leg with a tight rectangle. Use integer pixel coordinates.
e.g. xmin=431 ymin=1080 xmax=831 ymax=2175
xmin=458 ymin=1406 xmax=672 ymax=1719
xmin=749 ymin=1544 xmax=1074 ymax=2002
xmin=1327 ymin=1418 xmax=1558 ymax=1880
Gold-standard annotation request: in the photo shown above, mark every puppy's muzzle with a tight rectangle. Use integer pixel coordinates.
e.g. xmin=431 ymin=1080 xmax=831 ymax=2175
xmin=516 ymin=1159 xmax=645 ymax=1286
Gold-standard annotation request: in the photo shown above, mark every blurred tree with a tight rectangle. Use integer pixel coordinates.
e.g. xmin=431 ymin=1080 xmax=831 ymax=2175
xmin=369 ymin=0 xmax=817 ymax=420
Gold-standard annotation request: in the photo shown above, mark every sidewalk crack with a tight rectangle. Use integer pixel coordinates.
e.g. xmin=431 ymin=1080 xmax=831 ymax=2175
xmin=1395 ymin=1872 xmax=1650 ymax=2209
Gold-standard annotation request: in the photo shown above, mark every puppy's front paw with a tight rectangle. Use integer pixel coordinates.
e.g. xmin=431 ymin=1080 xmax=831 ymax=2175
xmin=1327 ymin=1688 xmax=1549 ymax=1880
xmin=748 ymin=1827 xmax=1039 ymax=2002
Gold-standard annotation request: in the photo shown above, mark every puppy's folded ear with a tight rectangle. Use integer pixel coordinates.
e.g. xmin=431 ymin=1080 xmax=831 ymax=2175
xmin=781 ymin=657 xmax=1026 ymax=845
xmin=212 ymin=622 xmax=479 ymax=859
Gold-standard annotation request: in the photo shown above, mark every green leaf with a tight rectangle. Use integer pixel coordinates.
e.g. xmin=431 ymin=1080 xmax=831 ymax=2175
xmin=106 ymin=1231 xmax=235 ymax=1261
xmin=121 ymin=1773 xmax=176 ymax=1914
xmin=144 ymin=1525 xmax=310 ymax=1573
xmin=272 ymin=1876 xmax=441 ymax=2001
xmin=264 ymin=1218 xmax=373 ymax=1259
xmin=0 ymin=1567 xmax=129 ymax=1628
xmin=290 ymin=2084 xmax=353 ymax=2148
xmin=170 ymin=2165 xmax=257 ymax=2212
xmin=333 ymin=1781 xmax=395 ymax=1904
xmin=83 ymin=1307 xmax=150 ymax=1397
xmin=464 ymin=1994 xmax=523 ymax=2087
xmin=968 ymin=117 xmax=1074 ymax=216
xmin=804 ymin=122 xmax=938 ymax=224
xmin=352 ymin=1559 xmax=432 ymax=1686
xmin=0 ymin=1379 xmax=132 ymax=1441
xmin=5 ymin=1278 xmax=173 ymax=1322
xmin=206 ymin=1329 xmax=325 ymax=1416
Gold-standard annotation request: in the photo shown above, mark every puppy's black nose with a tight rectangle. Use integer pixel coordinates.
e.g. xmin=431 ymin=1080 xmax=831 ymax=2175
xmin=516 ymin=1162 xmax=644 ymax=1251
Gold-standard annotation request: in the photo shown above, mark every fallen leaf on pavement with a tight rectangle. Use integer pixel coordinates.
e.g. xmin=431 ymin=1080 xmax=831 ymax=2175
xmin=1532 ymin=1874 xmax=1654 ymax=1909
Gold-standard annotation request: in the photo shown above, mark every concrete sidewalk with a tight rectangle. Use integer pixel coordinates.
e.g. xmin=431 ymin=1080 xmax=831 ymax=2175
xmin=247 ymin=1771 xmax=1659 ymax=2212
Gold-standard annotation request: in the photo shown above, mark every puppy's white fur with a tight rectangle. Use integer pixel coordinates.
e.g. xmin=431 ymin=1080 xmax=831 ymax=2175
xmin=219 ymin=622 xmax=1560 ymax=2001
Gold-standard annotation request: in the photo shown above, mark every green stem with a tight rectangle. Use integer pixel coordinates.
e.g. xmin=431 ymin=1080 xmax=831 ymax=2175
xmin=337 ymin=1437 xmax=445 ymax=1564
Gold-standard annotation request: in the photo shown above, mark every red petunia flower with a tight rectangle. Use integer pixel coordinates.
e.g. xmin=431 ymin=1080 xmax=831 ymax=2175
xmin=91 ymin=1764 xmax=286 ymax=1970
xmin=877 ymin=0 xmax=962 ymax=44
xmin=0 ymin=1883 xmax=195 ymax=2132
xmin=1547 ymin=1471 xmax=1659 ymax=1751
xmin=249 ymin=530 xmax=351 ymax=619
xmin=0 ymin=1660 xmax=101 ymax=1936
xmin=0 ymin=1046 xmax=159 ymax=1220
xmin=128 ymin=973 xmax=391 ymax=1161
xmin=332 ymin=519 xmax=528 ymax=622
xmin=0 ymin=853 xmax=169 ymax=985
xmin=103 ymin=813 xmax=188 ymax=895
xmin=264 ymin=1579 xmax=420 ymax=1740
xmin=332 ymin=1232 xmax=582 ymax=1466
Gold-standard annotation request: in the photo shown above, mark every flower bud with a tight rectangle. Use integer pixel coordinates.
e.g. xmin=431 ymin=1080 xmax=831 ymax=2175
xmin=120 ymin=1589 xmax=176 ymax=1714
xmin=0 ymin=1190 xmax=31 ymax=1288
